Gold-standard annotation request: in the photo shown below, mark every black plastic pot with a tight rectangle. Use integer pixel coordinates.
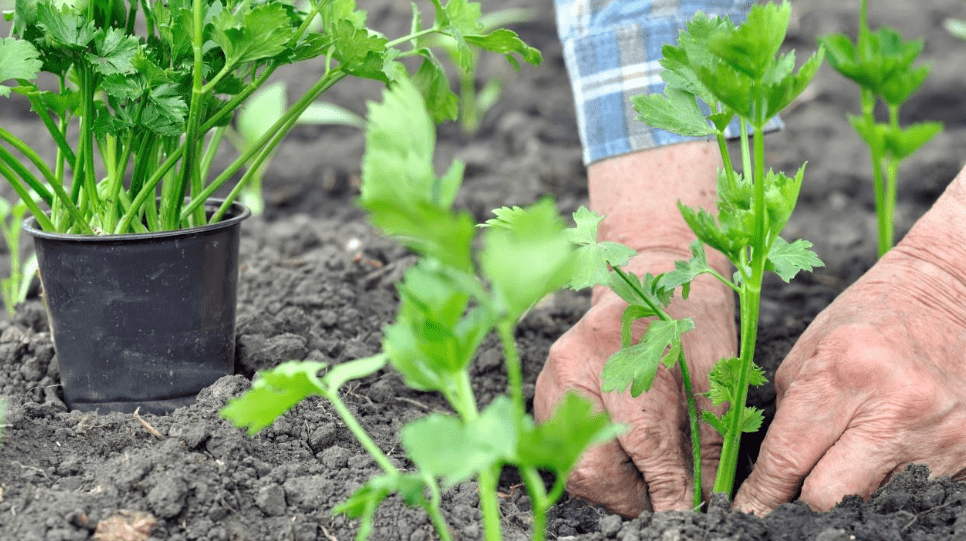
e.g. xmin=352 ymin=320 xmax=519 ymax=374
xmin=24 ymin=200 xmax=250 ymax=415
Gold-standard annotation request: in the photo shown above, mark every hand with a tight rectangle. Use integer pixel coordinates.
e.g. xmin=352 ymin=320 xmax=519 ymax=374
xmin=734 ymin=166 xmax=966 ymax=515
xmin=534 ymin=250 xmax=737 ymax=516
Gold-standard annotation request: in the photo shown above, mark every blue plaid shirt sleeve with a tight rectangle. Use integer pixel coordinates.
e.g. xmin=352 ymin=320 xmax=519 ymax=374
xmin=556 ymin=0 xmax=782 ymax=165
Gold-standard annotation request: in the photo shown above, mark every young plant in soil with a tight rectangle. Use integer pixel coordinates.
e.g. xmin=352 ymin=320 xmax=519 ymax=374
xmin=0 ymin=197 xmax=37 ymax=316
xmin=818 ymin=0 xmax=943 ymax=256
xmin=222 ymin=77 xmax=628 ymax=541
xmin=0 ymin=0 xmax=539 ymax=234
xmin=602 ymin=1 xmax=824 ymax=506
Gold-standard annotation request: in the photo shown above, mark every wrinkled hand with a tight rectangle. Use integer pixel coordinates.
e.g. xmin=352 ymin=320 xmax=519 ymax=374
xmin=735 ymin=172 xmax=966 ymax=515
xmin=534 ymin=251 xmax=737 ymax=517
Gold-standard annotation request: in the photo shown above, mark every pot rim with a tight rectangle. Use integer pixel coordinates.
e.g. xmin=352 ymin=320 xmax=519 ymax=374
xmin=23 ymin=198 xmax=251 ymax=242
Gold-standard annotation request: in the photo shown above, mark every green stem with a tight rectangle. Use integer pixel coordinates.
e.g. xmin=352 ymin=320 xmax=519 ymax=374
xmin=0 ymin=162 xmax=56 ymax=231
xmin=678 ymin=348 xmax=703 ymax=510
xmin=325 ymin=391 xmax=397 ymax=475
xmin=521 ymin=467 xmax=549 ymax=541
xmin=497 ymin=320 xmax=525 ymax=430
xmin=186 ymin=70 xmax=348 ymax=223
xmin=713 ymin=123 xmax=768 ymax=497
xmin=478 ymin=466 xmax=503 ymax=541
xmin=422 ymin=476 xmax=454 ymax=541
xmin=715 ymin=131 xmax=736 ymax=192
xmin=169 ymin=0 xmax=208 ymax=229
xmin=860 ymin=90 xmax=889 ymax=257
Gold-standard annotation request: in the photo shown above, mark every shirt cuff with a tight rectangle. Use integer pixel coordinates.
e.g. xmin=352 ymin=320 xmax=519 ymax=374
xmin=555 ymin=0 xmax=783 ymax=165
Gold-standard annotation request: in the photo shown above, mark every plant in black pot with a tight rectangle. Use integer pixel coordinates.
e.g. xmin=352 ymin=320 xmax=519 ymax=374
xmin=0 ymin=0 xmax=539 ymax=414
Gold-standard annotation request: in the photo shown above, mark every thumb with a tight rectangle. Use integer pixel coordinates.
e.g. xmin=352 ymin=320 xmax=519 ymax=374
xmin=732 ymin=383 xmax=849 ymax=515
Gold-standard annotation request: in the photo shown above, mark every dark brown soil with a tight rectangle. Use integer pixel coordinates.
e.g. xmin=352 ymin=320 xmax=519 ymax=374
xmin=3 ymin=0 xmax=966 ymax=539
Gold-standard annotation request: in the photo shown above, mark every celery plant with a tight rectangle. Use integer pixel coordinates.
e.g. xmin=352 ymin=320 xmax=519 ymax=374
xmin=818 ymin=0 xmax=943 ymax=256
xmin=602 ymin=2 xmax=824 ymax=504
xmin=0 ymin=0 xmax=539 ymax=234
xmin=222 ymin=77 xmax=625 ymax=541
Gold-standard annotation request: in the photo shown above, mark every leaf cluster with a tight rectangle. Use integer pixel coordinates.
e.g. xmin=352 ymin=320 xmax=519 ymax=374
xmin=633 ymin=2 xmax=822 ymax=134
xmin=819 ymin=24 xmax=942 ymax=161
xmin=0 ymin=0 xmax=541 ymax=234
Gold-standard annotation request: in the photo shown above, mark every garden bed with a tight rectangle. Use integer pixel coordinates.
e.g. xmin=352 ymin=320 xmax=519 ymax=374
xmin=3 ymin=0 xmax=966 ymax=539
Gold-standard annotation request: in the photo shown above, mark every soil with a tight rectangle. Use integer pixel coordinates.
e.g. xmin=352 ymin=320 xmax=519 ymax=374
xmin=3 ymin=0 xmax=966 ymax=540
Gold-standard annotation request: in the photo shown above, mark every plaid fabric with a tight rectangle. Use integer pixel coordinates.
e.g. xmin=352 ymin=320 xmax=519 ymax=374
xmin=556 ymin=0 xmax=782 ymax=164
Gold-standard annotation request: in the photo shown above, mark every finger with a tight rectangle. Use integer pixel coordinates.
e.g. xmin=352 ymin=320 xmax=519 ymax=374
xmin=567 ymin=438 xmax=651 ymax=518
xmin=799 ymin=428 xmax=897 ymax=511
xmin=732 ymin=378 xmax=854 ymax=516
xmin=606 ymin=375 xmax=693 ymax=512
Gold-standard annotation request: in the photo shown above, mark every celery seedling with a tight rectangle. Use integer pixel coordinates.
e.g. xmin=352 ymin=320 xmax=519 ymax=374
xmin=0 ymin=198 xmax=37 ymax=316
xmin=818 ymin=0 xmax=943 ymax=256
xmin=605 ymin=2 xmax=824 ymax=504
xmin=223 ymin=77 xmax=623 ymax=541
xmin=420 ymin=8 xmax=533 ymax=133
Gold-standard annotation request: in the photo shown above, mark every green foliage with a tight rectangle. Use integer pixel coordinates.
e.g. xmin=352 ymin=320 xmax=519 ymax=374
xmin=419 ymin=7 xmax=536 ymax=132
xmin=818 ymin=0 xmax=943 ymax=256
xmin=620 ymin=1 xmax=823 ymax=502
xmin=0 ymin=198 xmax=38 ymax=316
xmin=223 ymin=77 xmax=621 ymax=541
xmin=227 ymin=81 xmax=365 ymax=215
xmin=0 ymin=0 xmax=540 ymax=235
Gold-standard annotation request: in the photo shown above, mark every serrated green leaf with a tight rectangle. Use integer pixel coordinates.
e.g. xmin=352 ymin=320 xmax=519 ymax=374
xmin=632 ymin=88 xmax=717 ymax=137
xmin=564 ymin=206 xmax=636 ymax=290
xmin=329 ymin=18 xmax=392 ymax=81
xmin=883 ymin=121 xmax=942 ymax=161
xmin=141 ymin=83 xmax=188 ymax=136
xmin=36 ymin=2 xmax=95 ymax=49
xmin=402 ymin=397 xmax=516 ymax=486
xmin=480 ymin=198 xmax=575 ymax=320
xmin=659 ymin=12 xmax=734 ymax=107
xmin=741 ymin=407 xmax=764 ymax=433
xmin=659 ymin=240 xmax=717 ymax=294
xmin=360 ymin=77 xmax=472 ymax=269
xmin=762 ymin=49 xmax=823 ymax=121
xmin=220 ymin=361 xmax=328 ymax=436
xmin=212 ymin=2 xmax=294 ymax=67
xmin=516 ymin=392 xmax=621 ymax=474
xmin=361 ymin=76 xmax=436 ymax=206
xmin=412 ymin=56 xmax=459 ymax=123
xmin=764 ymin=164 xmax=806 ymax=240
xmin=881 ymin=64 xmax=930 ymax=106
xmin=705 ymin=357 xmax=766 ymax=408
xmin=766 ymin=237 xmax=824 ymax=282
xmin=88 ymin=27 xmax=139 ymax=76
xmin=481 ymin=205 xmax=527 ymax=229
xmin=0 ymin=38 xmax=42 ymax=96
xmin=707 ymin=1 xmax=790 ymax=80
xmin=608 ymin=267 xmax=674 ymax=309
xmin=464 ymin=28 xmax=542 ymax=69
xmin=679 ymin=202 xmax=743 ymax=263
xmin=601 ymin=318 xmax=694 ymax=397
